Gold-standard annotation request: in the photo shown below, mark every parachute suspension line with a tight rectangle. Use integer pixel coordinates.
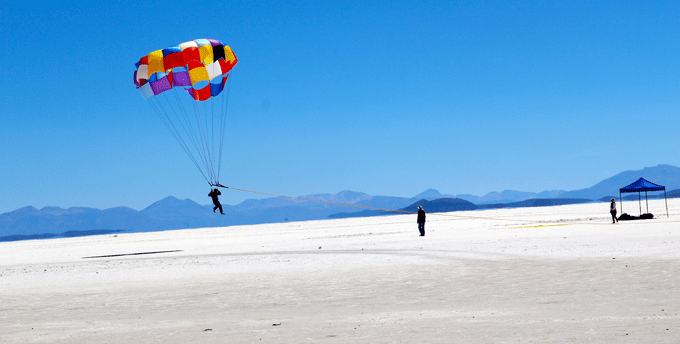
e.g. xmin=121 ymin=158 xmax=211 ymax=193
xmin=177 ymin=90 xmax=212 ymax=183
xmin=165 ymin=92 xmax=213 ymax=184
xmin=147 ymin=85 xmax=232 ymax=187
xmin=211 ymin=92 xmax=222 ymax=185
xmin=146 ymin=94 xmax=211 ymax=184
xmin=203 ymin=97 xmax=218 ymax=184
xmin=205 ymin=96 xmax=217 ymax=183
xmin=209 ymin=94 xmax=216 ymax=183
xmin=216 ymin=73 xmax=233 ymax=185
xmin=165 ymin=88 xmax=212 ymax=183
xmin=191 ymin=97 xmax=217 ymax=184
xmin=168 ymin=88 xmax=202 ymax=159
xmin=166 ymin=88 xmax=213 ymax=183
xmin=194 ymin=100 xmax=209 ymax=180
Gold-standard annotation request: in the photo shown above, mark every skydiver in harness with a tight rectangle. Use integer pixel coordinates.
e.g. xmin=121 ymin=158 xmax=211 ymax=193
xmin=209 ymin=188 xmax=224 ymax=215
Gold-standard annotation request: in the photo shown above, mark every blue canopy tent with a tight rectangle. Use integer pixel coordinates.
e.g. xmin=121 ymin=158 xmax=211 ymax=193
xmin=619 ymin=178 xmax=668 ymax=218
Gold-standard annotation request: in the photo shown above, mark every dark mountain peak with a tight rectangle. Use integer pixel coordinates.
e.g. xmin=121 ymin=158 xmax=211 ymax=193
xmin=141 ymin=196 xmax=206 ymax=216
xmin=144 ymin=196 xmax=201 ymax=209
xmin=413 ymin=189 xmax=443 ymax=200
xmin=147 ymin=195 xmax=180 ymax=204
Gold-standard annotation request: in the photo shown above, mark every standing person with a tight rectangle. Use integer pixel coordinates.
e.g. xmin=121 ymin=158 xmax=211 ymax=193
xmin=209 ymin=188 xmax=224 ymax=215
xmin=610 ymin=198 xmax=618 ymax=223
xmin=417 ymin=206 xmax=426 ymax=236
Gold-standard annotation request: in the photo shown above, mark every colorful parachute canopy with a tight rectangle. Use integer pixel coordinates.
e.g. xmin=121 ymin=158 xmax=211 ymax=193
xmin=134 ymin=39 xmax=238 ymax=186
xmin=134 ymin=38 xmax=237 ymax=101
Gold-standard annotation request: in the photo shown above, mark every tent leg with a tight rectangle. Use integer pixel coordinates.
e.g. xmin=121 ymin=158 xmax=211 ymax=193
xmin=619 ymin=192 xmax=622 ymax=215
xmin=638 ymin=191 xmax=641 ymax=215
xmin=645 ymin=190 xmax=649 ymax=214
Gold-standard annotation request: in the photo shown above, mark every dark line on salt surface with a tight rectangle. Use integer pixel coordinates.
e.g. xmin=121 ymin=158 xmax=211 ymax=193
xmin=82 ymin=250 xmax=183 ymax=259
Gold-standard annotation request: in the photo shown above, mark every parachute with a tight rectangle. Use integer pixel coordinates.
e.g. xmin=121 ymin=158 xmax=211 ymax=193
xmin=133 ymin=38 xmax=238 ymax=187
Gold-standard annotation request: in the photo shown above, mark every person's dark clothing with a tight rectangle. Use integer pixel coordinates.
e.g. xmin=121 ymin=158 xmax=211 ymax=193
xmin=417 ymin=208 xmax=426 ymax=236
xmin=209 ymin=189 xmax=224 ymax=215
xmin=417 ymin=209 xmax=426 ymax=223
xmin=610 ymin=200 xmax=618 ymax=223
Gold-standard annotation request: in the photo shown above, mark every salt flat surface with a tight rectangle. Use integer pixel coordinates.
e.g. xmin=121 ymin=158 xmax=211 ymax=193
xmin=2 ymin=199 xmax=679 ymax=343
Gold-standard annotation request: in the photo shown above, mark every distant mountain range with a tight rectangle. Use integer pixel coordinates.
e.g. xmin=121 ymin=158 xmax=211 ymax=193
xmin=453 ymin=164 xmax=680 ymax=203
xmin=560 ymin=164 xmax=680 ymax=199
xmin=2 ymin=164 xmax=680 ymax=241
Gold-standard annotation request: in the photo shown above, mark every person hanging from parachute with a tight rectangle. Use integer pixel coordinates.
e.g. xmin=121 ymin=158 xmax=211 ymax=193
xmin=209 ymin=188 xmax=224 ymax=215
xmin=133 ymin=39 xmax=237 ymax=215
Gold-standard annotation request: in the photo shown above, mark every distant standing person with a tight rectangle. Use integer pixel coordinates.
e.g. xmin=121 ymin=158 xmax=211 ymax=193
xmin=610 ymin=198 xmax=618 ymax=223
xmin=209 ymin=188 xmax=224 ymax=215
xmin=417 ymin=206 xmax=426 ymax=236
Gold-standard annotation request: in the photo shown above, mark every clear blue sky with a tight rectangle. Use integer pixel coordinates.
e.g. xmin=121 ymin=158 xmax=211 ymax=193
xmin=1 ymin=0 xmax=678 ymax=213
